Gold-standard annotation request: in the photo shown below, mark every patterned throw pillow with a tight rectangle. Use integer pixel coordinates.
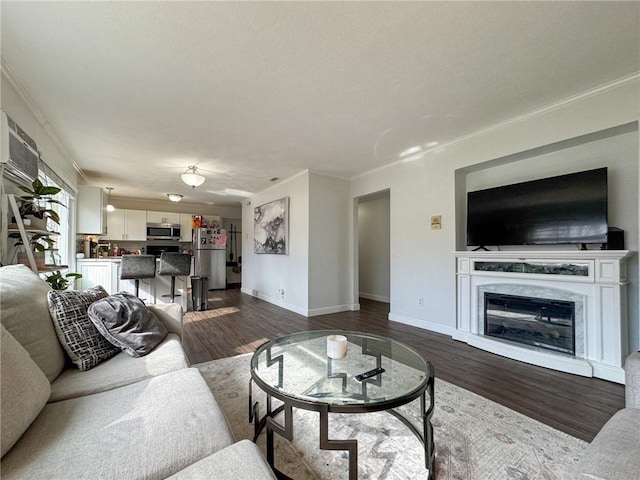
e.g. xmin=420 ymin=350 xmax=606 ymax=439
xmin=47 ymin=286 xmax=120 ymax=371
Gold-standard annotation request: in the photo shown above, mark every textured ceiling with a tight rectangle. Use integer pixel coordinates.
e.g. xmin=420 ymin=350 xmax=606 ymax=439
xmin=1 ymin=1 xmax=638 ymax=206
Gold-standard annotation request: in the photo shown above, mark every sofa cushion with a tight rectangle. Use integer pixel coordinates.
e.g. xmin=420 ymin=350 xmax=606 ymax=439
xmin=168 ymin=440 xmax=276 ymax=479
xmin=0 ymin=264 xmax=66 ymax=382
xmin=148 ymin=303 xmax=183 ymax=339
xmin=573 ymin=408 xmax=640 ymax=480
xmin=47 ymin=285 xmax=120 ymax=371
xmin=88 ymin=292 xmax=168 ymax=357
xmin=624 ymin=351 xmax=640 ymax=408
xmin=49 ymin=333 xmax=188 ymax=402
xmin=1 ymin=324 xmax=51 ymax=457
xmin=0 ymin=368 xmax=235 ymax=480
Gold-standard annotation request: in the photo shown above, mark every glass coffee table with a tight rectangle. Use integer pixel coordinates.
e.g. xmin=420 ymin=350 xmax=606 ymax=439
xmin=249 ymin=330 xmax=435 ymax=480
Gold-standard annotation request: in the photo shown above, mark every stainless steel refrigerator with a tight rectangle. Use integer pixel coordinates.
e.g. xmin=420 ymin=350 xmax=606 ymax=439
xmin=193 ymin=228 xmax=227 ymax=290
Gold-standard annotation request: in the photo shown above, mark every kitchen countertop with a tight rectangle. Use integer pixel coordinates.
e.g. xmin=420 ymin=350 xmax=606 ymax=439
xmin=78 ymin=257 xmax=193 ymax=261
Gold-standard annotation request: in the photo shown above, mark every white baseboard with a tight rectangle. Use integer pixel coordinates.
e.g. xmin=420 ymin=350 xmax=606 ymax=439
xmin=388 ymin=312 xmax=457 ymax=337
xmin=591 ymin=362 xmax=625 ymax=384
xmin=240 ymin=288 xmax=307 ymax=316
xmin=359 ymin=292 xmax=390 ymax=303
xmin=241 ymin=288 xmax=358 ymax=317
xmin=308 ymin=304 xmax=358 ymax=317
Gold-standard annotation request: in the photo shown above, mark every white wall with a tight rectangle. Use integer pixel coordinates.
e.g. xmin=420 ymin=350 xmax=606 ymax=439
xmin=350 ymin=79 xmax=640 ymax=348
xmin=308 ymin=173 xmax=352 ymax=314
xmin=358 ymin=193 xmax=390 ymax=303
xmin=241 ymin=171 xmax=354 ymax=316
xmin=242 ymin=171 xmax=310 ymax=315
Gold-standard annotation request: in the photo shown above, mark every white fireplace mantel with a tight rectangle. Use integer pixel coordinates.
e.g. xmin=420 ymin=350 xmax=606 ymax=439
xmin=454 ymin=250 xmax=634 ymax=384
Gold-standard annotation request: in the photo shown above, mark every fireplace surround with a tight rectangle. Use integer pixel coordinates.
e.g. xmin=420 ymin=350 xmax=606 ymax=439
xmin=454 ymin=250 xmax=632 ymax=383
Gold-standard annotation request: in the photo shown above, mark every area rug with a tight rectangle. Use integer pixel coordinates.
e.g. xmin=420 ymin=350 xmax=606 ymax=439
xmin=196 ymin=354 xmax=586 ymax=479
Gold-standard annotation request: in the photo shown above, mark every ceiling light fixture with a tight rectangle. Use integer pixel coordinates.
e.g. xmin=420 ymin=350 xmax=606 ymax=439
xmin=180 ymin=165 xmax=205 ymax=188
xmin=105 ymin=187 xmax=115 ymax=212
xmin=167 ymin=193 xmax=183 ymax=202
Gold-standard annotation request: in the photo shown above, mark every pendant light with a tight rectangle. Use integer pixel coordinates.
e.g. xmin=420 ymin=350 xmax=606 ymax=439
xmin=106 ymin=187 xmax=115 ymax=212
xmin=180 ymin=165 xmax=205 ymax=188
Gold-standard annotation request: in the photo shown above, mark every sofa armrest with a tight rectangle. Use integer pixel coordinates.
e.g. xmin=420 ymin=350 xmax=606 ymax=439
xmin=147 ymin=303 xmax=183 ymax=340
xmin=625 ymin=351 xmax=640 ymax=408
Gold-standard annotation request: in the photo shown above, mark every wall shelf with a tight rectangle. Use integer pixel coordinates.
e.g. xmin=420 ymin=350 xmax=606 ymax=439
xmin=2 ymin=194 xmax=63 ymax=273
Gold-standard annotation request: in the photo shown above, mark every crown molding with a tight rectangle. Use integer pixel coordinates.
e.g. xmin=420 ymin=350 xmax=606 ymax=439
xmin=352 ymin=72 xmax=640 ymax=181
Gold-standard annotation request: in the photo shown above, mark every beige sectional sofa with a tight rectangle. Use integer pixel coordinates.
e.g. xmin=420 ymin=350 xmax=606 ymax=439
xmin=573 ymin=351 xmax=640 ymax=479
xmin=0 ymin=264 xmax=276 ymax=480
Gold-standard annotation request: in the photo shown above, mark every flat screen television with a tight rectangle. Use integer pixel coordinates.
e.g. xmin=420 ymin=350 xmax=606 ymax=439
xmin=467 ymin=167 xmax=608 ymax=248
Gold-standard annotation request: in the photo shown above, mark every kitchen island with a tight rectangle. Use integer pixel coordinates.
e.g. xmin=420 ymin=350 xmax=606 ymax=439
xmin=76 ymin=258 xmax=190 ymax=311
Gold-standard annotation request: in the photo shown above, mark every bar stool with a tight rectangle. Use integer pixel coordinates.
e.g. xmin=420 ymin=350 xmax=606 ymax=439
xmin=120 ymin=255 xmax=156 ymax=298
xmin=158 ymin=252 xmax=191 ymax=302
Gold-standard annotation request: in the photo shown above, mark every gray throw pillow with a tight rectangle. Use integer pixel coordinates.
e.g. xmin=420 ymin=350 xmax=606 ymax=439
xmin=48 ymin=286 xmax=120 ymax=371
xmin=87 ymin=292 xmax=168 ymax=358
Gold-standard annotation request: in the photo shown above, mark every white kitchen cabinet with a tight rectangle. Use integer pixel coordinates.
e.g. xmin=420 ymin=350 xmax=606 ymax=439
xmin=107 ymin=209 xmax=147 ymax=241
xmin=180 ymin=213 xmax=193 ymax=242
xmin=77 ymin=185 xmax=107 ymax=235
xmin=147 ymin=211 xmax=180 ymax=224
xmin=76 ymin=260 xmax=119 ymax=293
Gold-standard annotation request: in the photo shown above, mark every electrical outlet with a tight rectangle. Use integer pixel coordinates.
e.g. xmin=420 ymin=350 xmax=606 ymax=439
xmin=418 ymin=297 xmax=424 ymax=307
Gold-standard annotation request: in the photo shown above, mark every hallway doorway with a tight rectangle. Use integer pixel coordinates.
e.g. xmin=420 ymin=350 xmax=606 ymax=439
xmin=357 ymin=190 xmax=390 ymax=303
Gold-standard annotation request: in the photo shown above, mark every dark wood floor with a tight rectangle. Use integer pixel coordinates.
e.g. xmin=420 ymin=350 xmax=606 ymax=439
xmin=183 ymin=289 xmax=625 ymax=442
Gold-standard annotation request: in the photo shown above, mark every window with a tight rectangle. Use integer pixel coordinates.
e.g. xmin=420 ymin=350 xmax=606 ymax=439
xmin=38 ymin=160 xmax=75 ymax=268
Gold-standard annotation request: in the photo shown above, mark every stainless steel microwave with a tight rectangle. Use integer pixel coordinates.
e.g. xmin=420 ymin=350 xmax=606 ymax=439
xmin=146 ymin=223 xmax=181 ymax=240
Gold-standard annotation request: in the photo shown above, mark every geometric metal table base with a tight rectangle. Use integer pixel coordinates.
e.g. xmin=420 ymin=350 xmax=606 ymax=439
xmin=249 ymin=331 xmax=435 ymax=480
xmin=249 ymin=373 xmax=435 ymax=480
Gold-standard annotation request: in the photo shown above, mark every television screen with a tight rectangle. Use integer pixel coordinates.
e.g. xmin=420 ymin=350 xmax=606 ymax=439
xmin=467 ymin=167 xmax=608 ymax=247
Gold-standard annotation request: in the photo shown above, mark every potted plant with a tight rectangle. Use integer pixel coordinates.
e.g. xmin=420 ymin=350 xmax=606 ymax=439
xmin=8 ymin=178 xmax=63 ymax=269
xmin=10 ymin=232 xmax=54 ymax=269
xmin=44 ymin=270 xmax=82 ymax=290
xmin=14 ymin=178 xmax=63 ymax=230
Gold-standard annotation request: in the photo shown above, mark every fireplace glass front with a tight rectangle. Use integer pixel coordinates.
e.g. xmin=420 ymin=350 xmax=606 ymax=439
xmin=484 ymin=292 xmax=575 ymax=356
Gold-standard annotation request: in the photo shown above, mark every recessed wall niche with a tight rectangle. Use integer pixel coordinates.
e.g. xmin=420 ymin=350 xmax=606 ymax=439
xmin=453 ymin=121 xmax=639 ymax=353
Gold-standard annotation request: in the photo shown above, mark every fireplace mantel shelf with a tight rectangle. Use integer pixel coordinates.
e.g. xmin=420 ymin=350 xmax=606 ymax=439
xmin=454 ymin=250 xmax=634 ymax=384
xmin=454 ymin=250 xmax=634 ymax=261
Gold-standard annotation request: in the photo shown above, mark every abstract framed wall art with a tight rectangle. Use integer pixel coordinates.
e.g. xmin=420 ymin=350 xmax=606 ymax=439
xmin=254 ymin=197 xmax=289 ymax=254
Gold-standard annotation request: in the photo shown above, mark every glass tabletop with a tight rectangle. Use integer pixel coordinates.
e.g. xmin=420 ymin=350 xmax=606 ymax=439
xmin=250 ymin=330 xmax=431 ymax=411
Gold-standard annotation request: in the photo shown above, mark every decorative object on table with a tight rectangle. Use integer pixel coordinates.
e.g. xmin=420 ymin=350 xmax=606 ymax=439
xmin=180 ymin=165 xmax=206 ymax=188
xmin=326 ymin=334 xmax=347 ymax=359
xmin=44 ymin=270 xmax=82 ymax=290
xmin=254 ymin=197 xmax=289 ymax=254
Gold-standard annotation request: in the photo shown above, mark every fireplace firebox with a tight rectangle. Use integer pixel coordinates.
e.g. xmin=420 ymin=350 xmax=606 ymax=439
xmin=484 ymin=293 xmax=575 ymax=356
